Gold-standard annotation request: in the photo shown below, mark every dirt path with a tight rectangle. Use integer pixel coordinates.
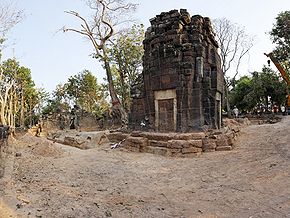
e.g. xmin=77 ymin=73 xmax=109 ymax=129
xmin=0 ymin=117 xmax=290 ymax=218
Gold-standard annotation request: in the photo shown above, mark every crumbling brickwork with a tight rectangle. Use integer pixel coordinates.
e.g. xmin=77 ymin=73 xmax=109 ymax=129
xmin=130 ymin=9 xmax=224 ymax=132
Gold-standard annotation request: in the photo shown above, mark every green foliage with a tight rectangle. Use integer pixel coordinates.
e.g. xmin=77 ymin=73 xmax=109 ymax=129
xmin=109 ymin=24 xmax=144 ymax=111
xmin=2 ymin=59 xmax=38 ymax=107
xmin=0 ymin=58 xmax=39 ymax=127
xmin=270 ymin=11 xmax=290 ymax=62
xmin=46 ymin=70 xmax=110 ymax=116
xmin=229 ymin=76 xmax=254 ymax=111
xmin=229 ymin=67 xmax=287 ymax=112
xmin=65 ymin=70 xmax=101 ymax=113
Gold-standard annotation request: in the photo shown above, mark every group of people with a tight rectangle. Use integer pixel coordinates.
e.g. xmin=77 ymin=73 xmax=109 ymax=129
xmin=57 ymin=105 xmax=80 ymax=130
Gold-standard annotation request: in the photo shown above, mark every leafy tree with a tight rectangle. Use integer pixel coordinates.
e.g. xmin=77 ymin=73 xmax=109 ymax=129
xmin=109 ymin=24 xmax=144 ymax=111
xmin=45 ymin=70 xmax=110 ymax=118
xmin=229 ymin=67 xmax=287 ymax=112
xmin=0 ymin=58 xmax=38 ymax=129
xmin=229 ymin=76 xmax=253 ymax=111
xmin=65 ymin=70 xmax=101 ymax=113
xmin=63 ymin=0 xmax=137 ymax=124
xmin=270 ymin=11 xmax=290 ymax=62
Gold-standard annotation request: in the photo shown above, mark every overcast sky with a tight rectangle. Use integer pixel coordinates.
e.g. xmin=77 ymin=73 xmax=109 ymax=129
xmin=2 ymin=0 xmax=290 ymax=92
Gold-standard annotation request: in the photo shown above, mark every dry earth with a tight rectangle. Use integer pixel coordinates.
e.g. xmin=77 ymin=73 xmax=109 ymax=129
xmin=0 ymin=116 xmax=290 ymax=218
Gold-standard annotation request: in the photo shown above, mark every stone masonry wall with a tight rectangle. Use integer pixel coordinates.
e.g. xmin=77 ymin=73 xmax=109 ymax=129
xmin=108 ymin=123 xmax=241 ymax=157
xmin=130 ymin=9 xmax=224 ymax=132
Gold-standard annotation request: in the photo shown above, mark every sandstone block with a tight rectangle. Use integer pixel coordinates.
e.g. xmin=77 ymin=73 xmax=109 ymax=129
xmin=182 ymin=147 xmax=202 ymax=154
xmin=131 ymin=131 xmax=142 ymax=137
xmin=167 ymin=148 xmax=181 ymax=156
xmin=202 ymin=138 xmax=217 ymax=151
xmin=63 ymin=136 xmax=88 ymax=149
xmin=215 ymin=136 xmax=229 ymax=147
xmin=167 ymin=140 xmax=186 ymax=149
xmin=188 ymin=140 xmax=203 ymax=148
xmin=227 ymin=137 xmax=234 ymax=146
xmin=140 ymin=132 xmax=175 ymax=141
xmin=231 ymin=126 xmax=240 ymax=133
xmin=144 ymin=146 xmax=168 ymax=156
xmin=216 ymin=146 xmax=232 ymax=151
xmin=126 ymin=137 xmax=147 ymax=145
xmin=124 ymin=137 xmax=148 ymax=151
xmin=126 ymin=146 xmax=140 ymax=152
xmin=107 ymin=132 xmax=129 ymax=142
xmin=173 ymin=132 xmax=205 ymax=140
xmin=149 ymin=140 xmax=168 ymax=148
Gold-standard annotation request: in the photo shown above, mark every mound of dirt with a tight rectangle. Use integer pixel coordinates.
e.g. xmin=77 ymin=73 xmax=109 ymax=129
xmin=17 ymin=133 xmax=64 ymax=157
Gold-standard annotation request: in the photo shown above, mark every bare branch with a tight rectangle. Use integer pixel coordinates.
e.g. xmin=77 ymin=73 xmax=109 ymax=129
xmin=0 ymin=2 xmax=24 ymax=36
xmin=213 ymin=18 xmax=254 ymax=79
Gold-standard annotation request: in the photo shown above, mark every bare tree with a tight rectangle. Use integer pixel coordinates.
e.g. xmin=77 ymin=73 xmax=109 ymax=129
xmin=63 ymin=0 xmax=137 ymax=124
xmin=0 ymin=1 xmax=23 ymax=37
xmin=213 ymin=18 xmax=254 ymax=115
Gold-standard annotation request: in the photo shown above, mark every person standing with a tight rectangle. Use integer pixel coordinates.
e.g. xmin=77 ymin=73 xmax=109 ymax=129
xmin=233 ymin=106 xmax=239 ymax=118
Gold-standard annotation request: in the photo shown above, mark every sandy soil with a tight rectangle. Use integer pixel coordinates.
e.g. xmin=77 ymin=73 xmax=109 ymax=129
xmin=0 ymin=116 xmax=290 ymax=218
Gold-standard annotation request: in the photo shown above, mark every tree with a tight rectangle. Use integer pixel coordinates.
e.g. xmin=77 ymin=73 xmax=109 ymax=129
xmin=109 ymin=24 xmax=144 ymax=111
xmin=63 ymin=0 xmax=137 ymax=124
xmin=0 ymin=1 xmax=23 ymax=58
xmin=0 ymin=1 xmax=23 ymax=36
xmin=213 ymin=18 xmax=254 ymax=116
xmin=229 ymin=76 xmax=254 ymax=111
xmin=0 ymin=58 xmax=38 ymax=129
xmin=65 ymin=70 xmax=102 ymax=113
xmin=270 ymin=11 xmax=290 ymax=63
xmin=229 ymin=67 xmax=287 ymax=112
xmin=44 ymin=70 xmax=110 ymax=118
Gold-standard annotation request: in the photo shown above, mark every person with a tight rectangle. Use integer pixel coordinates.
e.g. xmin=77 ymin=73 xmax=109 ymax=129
xmin=233 ymin=106 xmax=239 ymax=118
xmin=58 ymin=113 xmax=66 ymax=130
xmin=281 ymin=105 xmax=286 ymax=115
xmin=70 ymin=105 xmax=79 ymax=130
xmin=36 ymin=116 xmax=43 ymax=136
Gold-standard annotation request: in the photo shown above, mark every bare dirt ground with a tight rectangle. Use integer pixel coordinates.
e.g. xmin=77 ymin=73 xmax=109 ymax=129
xmin=0 ymin=116 xmax=290 ymax=218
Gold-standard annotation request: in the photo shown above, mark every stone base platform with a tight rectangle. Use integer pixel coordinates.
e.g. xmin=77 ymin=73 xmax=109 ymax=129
xmin=108 ymin=125 xmax=241 ymax=157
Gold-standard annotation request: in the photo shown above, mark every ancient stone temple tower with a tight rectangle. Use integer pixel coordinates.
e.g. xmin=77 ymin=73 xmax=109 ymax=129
xmin=129 ymin=9 xmax=224 ymax=132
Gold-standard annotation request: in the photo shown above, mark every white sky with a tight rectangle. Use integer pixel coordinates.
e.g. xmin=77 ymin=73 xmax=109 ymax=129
xmin=2 ymin=0 xmax=290 ymax=92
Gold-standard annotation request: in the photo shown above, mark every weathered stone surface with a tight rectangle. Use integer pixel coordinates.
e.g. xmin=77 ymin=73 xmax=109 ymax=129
xmin=182 ymin=147 xmax=202 ymax=154
xmin=167 ymin=140 xmax=186 ymax=149
xmin=216 ymin=146 xmax=232 ymax=151
xmin=131 ymin=131 xmax=142 ymax=137
xmin=202 ymin=138 xmax=217 ymax=151
xmin=149 ymin=140 xmax=168 ymax=148
xmin=173 ymin=132 xmax=206 ymax=140
xmin=226 ymin=137 xmax=234 ymax=146
xmin=63 ymin=136 xmax=88 ymax=149
xmin=126 ymin=137 xmax=147 ymax=145
xmin=188 ymin=140 xmax=203 ymax=148
xmin=124 ymin=137 xmax=148 ymax=151
xmin=231 ymin=126 xmax=240 ymax=133
xmin=140 ymin=132 xmax=175 ymax=141
xmin=215 ymin=135 xmax=229 ymax=147
xmin=144 ymin=146 xmax=168 ymax=156
xmin=129 ymin=9 xmax=224 ymax=132
xmin=167 ymin=148 xmax=182 ymax=156
xmin=107 ymin=132 xmax=129 ymax=142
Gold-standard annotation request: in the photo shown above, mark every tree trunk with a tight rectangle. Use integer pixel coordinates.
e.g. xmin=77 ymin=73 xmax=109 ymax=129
xmin=103 ymin=51 xmax=128 ymax=125
xmin=20 ymin=90 xmax=24 ymax=127
xmin=224 ymin=84 xmax=232 ymax=118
